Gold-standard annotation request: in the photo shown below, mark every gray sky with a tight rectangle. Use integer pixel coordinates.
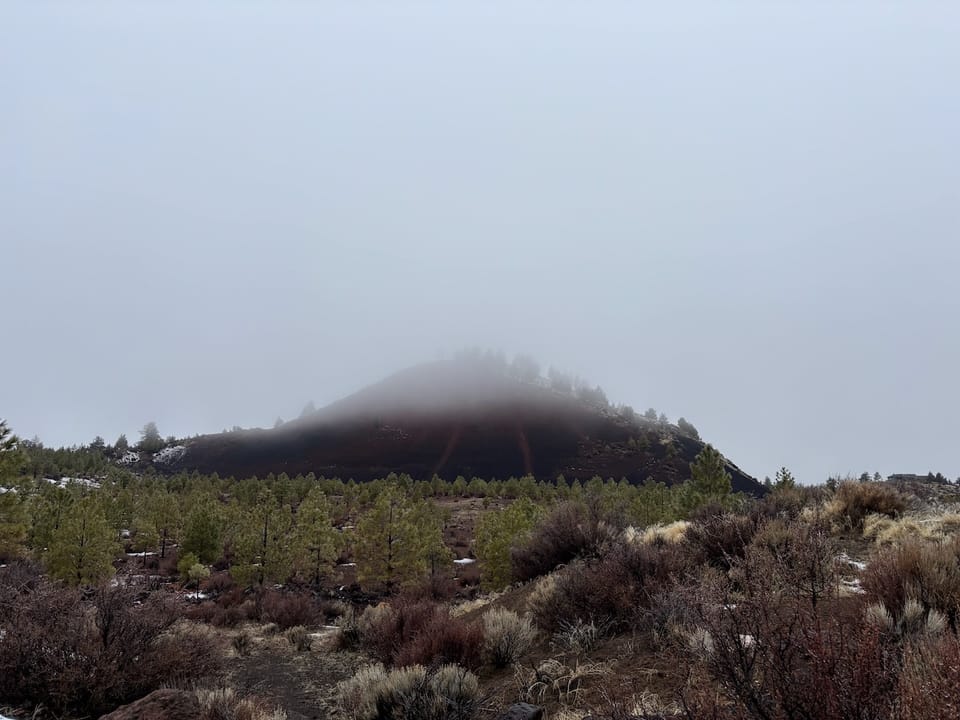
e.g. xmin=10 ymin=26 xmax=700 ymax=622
xmin=3 ymin=1 xmax=958 ymax=484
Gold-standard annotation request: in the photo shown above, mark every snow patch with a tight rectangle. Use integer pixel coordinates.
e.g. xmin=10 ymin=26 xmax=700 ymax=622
xmin=453 ymin=558 xmax=477 ymax=565
xmin=43 ymin=476 xmax=101 ymax=489
xmin=153 ymin=445 xmax=186 ymax=464
xmin=0 ymin=487 xmax=15 ymax=494
xmin=337 ymin=562 xmax=356 ymax=567
xmin=126 ymin=551 xmax=157 ymax=557
xmin=118 ymin=451 xmax=140 ymax=465
xmin=837 ymin=553 xmax=868 ymax=572
xmin=185 ymin=592 xmax=208 ymax=600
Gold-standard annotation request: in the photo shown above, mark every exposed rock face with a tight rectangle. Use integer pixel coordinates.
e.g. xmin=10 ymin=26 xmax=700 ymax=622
xmin=98 ymin=689 xmax=200 ymax=720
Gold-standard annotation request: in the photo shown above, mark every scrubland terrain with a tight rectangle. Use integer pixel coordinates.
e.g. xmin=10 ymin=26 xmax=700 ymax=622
xmin=4 ymin=441 xmax=960 ymax=720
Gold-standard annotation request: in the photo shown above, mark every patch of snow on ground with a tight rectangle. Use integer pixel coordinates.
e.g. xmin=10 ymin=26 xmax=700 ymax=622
xmin=118 ymin=451 xmax=140 ymax=465
xmin=337 ymin=562 xmax=356 ymax=567
xmin=43 ymin=476 xmax=101 ymax=489
xmin=837 ymin=553 xmax=868 ymax=572
xmin=126 ymin=551 xmax=157 ymax=557
xmin=454 ymin=558 xmax=477 ymax=565
xmin=1 ymin=712 xmax=18 ymax=720
xmin=0 ymin=487 xmax=14 ymax=494
xmin=185 ymin=592 xmax=208 ymax=600
xmin=153 ymin=445 xmax=186 ymax=464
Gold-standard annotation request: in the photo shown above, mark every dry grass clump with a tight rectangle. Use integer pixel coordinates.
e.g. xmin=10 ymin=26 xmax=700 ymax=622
xmin=825 ymin=481 xmax=908 ymax=530
xmin=482 ymin=607 xmax=537 ymax=668
xmin=514 ymin=657 xmax=606 ymax=706
xmin=863 ymin=512 xmax=960 ymax=545
xmin=628 ymin=520 xmax=690 ymax=545
xmin=553 ymin=618 xmax=611 ymax=654
xmin=337 ymin=662 xmax=478 ymax=720
xmin=232 ymin=630 xmax=254 ymax=657
xmin=284 ymin=625 xmax=312 ymax=652
xmin=862 ymin=538 xmax=960 ymax=628
xmin=197 ymin=687 xmax=287 ymax=720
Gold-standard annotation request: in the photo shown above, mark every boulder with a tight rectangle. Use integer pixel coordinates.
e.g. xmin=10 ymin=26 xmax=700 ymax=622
xmin=98 ymin=689 xmax=199 ymax=720
xmin=496 ymin=703 xmax=545 ymax=720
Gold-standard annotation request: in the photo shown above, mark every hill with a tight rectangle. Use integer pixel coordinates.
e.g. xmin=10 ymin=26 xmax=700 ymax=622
xmin=169 ymin=359 xmax=763 ymax=495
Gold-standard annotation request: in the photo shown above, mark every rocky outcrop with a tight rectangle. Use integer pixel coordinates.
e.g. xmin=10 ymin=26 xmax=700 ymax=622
xmin=98 ymin=689 xmax=199 ymax=720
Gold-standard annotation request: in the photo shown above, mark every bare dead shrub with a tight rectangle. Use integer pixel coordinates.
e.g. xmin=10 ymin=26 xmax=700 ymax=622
xmin=683 ymin=510 xmax=758 ymax=572
xmin=897 ymin=634 xmax=960 ymax=720
xmin=0 ymin=580 xmax=222 ymax=717
xmin=677 ymin=540 xmax=898 ymax=720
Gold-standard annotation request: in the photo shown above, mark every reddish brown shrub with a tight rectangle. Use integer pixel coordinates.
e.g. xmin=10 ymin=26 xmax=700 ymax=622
xmin=830 ymin=481 xmax=908 ymax=529
xmin=393 ymin=615 xmax=485 ymax=670
xmin=202 ymin=570 xmax=236 ymax=596
xmin=531 ymin=540 xmax=687 ymax=633
xmin=359 ymin=599 xmax=441 ymax=664
xmin=683 ymin=511 xmax=759 ymax=572
xmin=260 ymin=590 xmax=320 ymax=629
xmin=862 ymin=539 xmax=960 ymax=628
xmin=0 ymin=581 xmax=222 ymax=717
xmin=356 ymin=598 xmax=484 ymax=669
xmin=511 ymin=499 xmax=619 ymax=582
xmin=898 ymin=635 xmax=960 ymax=720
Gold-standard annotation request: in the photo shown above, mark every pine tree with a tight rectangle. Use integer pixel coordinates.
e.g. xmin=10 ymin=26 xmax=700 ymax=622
xmin=353 ymin=487 xmax=450 ymax=590
xmin=231 ymin=488 xmax=295 ymax=588
xmin=47 ymin=495 xmax=117 ymax=586
xmin=182 ymin=497 xmax=222 ymax=564
xmin=115 ymin=434 xmax=129 ymax=454
xmin=139 ymin=422 xmax=163 ymax=452
xmin=475 ymin=497 xmax=542 ymax=590
xmin=145 ymin=490 xmax=180 ymax=558
xmin=0 ymin=421 xmax=27 ymax=559
xmin=774 ymin=466 xmax=796 ymax=490
xmin=292 ymin=488 xmax=340 ymax=586
xmin=689 ymin=444 xmax=732 ymax=500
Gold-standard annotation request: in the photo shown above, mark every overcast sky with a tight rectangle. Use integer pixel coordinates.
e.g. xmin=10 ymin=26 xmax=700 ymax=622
xmin=3 ymin=2 xmax=958 ymax=484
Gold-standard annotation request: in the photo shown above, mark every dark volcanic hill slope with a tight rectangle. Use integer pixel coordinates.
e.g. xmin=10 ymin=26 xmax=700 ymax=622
xmin=171 ymin=361 xmax=763 ymax=495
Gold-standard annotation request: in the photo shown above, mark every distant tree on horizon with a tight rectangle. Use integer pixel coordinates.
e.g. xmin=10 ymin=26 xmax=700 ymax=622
xmin=677 ymin=417 xmax=700 ymax=440
xmin=114 ymin=434 xmax=129 ymax=453
xmin=138 ymin=422 xmax=163 ymax=453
